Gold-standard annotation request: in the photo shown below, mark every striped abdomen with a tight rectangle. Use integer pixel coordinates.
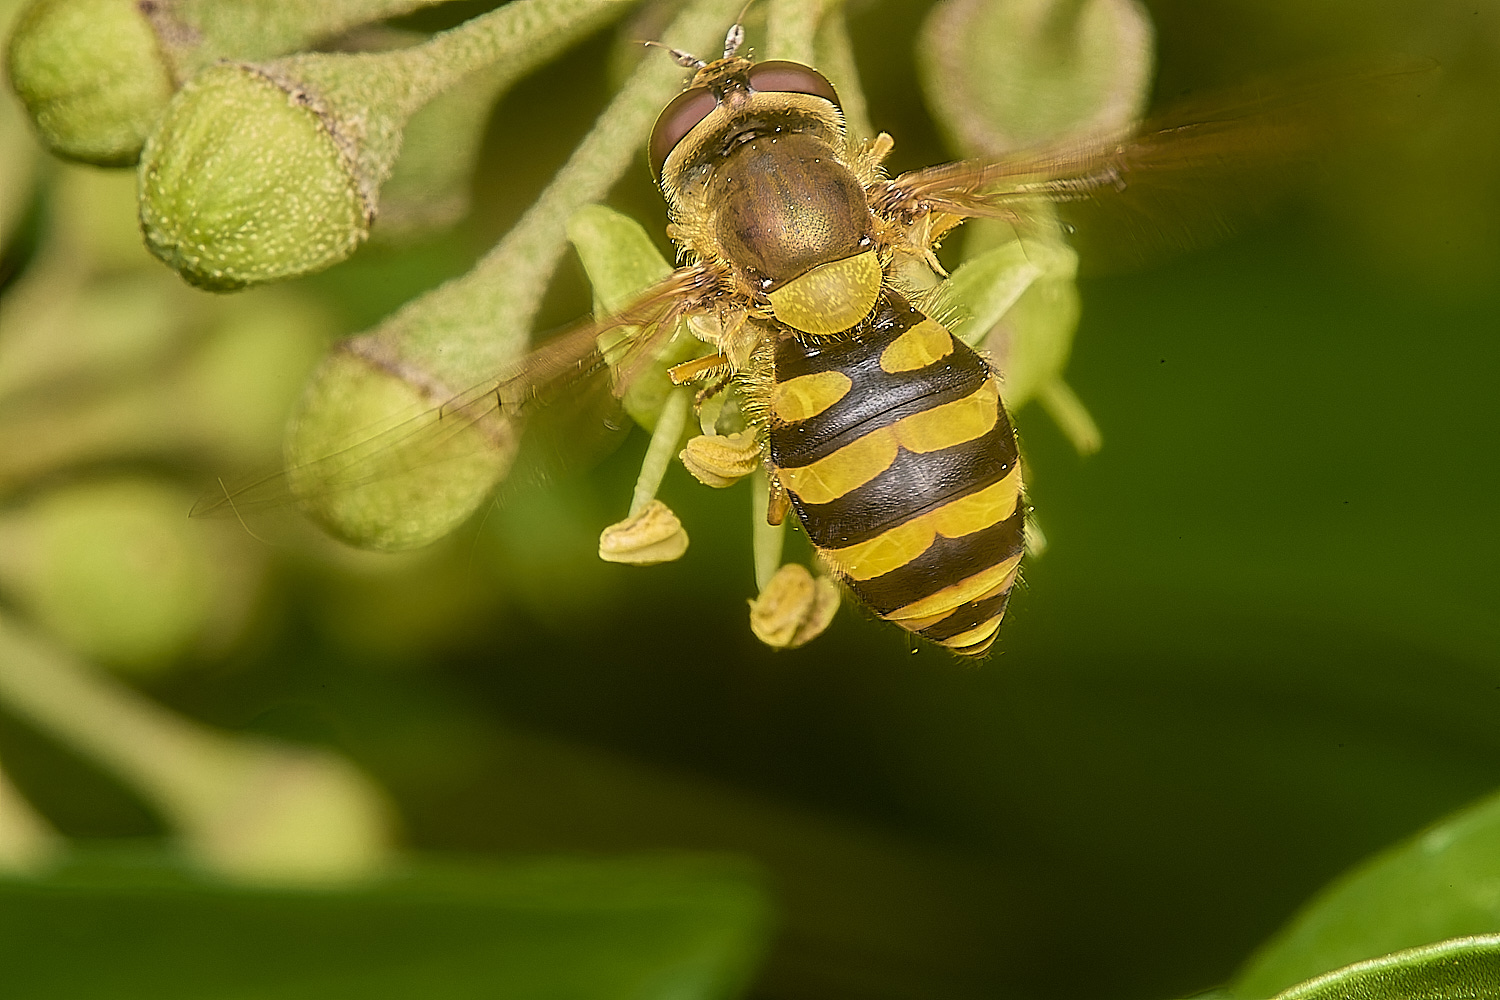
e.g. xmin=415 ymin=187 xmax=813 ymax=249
xmin=765 ymin=291 xmax=1024 ymax=656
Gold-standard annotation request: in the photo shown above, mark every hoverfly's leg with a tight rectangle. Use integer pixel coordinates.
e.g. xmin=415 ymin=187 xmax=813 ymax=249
xmin=751 ymin=470 xmax=785 ymax=589
xmin=597 ymin=389 xmax=692 ymax=566
xmin=746 ymin=470 xmax=840 ymax=650
xmin=668 ymin=352 xmax=730 ymax=386
xmin=670 ymin=347 xmax=762 ymax=488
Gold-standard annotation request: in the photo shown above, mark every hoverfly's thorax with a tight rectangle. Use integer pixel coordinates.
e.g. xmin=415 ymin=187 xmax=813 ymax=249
xmin=660 ymin=92 xmax=879 ymax=336
xmin=710 ymin=130 xmax=872 ymax=285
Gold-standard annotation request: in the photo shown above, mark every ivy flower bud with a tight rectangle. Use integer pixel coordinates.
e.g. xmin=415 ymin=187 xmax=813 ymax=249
xmin=0 ymin=480 xmax=214 ymax=671
xmin=6 ymin=0 xmax=174 ymax=166
xmin=286 ymin=347 xmax=517 ymax=552
xmin=921 ymin=0 xmax=1154 ymax=153
xmin=137 ymin=0 xmax=627 ymax=290
xmin=6 ymin=0 xmax=455 ymax=167
xmin=282 ymin=0 xmax=738 ymax=552
xmin=138 ymin=63 xmax=369 ymax=292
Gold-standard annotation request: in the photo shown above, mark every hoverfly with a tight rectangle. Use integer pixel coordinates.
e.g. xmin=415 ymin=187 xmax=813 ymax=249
xmin=207 ymin=17 xmax=1423 ymax=656
xmin=561 ymin=20 xmax=1035 ymax=656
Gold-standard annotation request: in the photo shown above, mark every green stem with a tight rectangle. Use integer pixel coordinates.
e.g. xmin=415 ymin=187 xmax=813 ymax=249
xmin=766 ymin=0 xmax=828 ymax=64
xmin=630 ymin=389 xmax=690 ymax=517
xmin=287 ymin=0 xmax=625 ymax=120
xmin=0 ymin=610 xmax=391 ymax=881
xmin=347 ymin=0 xmax=746 ymax=395
xmin=0 ymin=755 xmax=61 ymax=873
xmin=0 ymin=609 xmax=264 ymax=833
xmin=156 ymin=0 xmax=455 ymax=80
xmin=813 ymin=4 xmax=871 ymax=140
xmin=272 ymin=0 xmax=631 ymax=208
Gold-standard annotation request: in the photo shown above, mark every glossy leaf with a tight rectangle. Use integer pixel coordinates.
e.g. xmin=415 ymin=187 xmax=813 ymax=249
xmin=1269 ymin=935 xmax=1500 ymax=1000
xmin=0 ymin=849 xmax=771 ymax=1000
xmin=1235 ymin=789 xmax=1500 ymax=998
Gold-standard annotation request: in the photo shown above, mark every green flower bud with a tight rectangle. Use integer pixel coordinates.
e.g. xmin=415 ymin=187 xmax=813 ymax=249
xmin=6 ymin=0 xmax=174 ymax=166
xmin=282 ymin=0 xmax=741 ymax=552
xmin=138 ymin=63 xmax=369 ymax=292
xmin=137 ymin=0 xmax=629 ymax=289
xmin=921 ymin=0 xmax=1154 ymax=154
xmin=182 ymin=740 xmax=394 ymax=885
xmin=0 ymin=615 xmax=393 ymax=883
xmin=0 ymin=480 xmax=213 ymax=670
xmin=0 ymin=0 xmax=42 ymax=252
xmin=285 ymin=347 xmax=516 ymax=552
xmin=4 ymin=0 xmax=461 ymax=167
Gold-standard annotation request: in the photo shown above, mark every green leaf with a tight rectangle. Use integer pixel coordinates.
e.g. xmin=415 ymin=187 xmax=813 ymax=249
xmin=568 ymin=204 xmax=701 ymax=431
xmin=1235 ymin=789 xmax=1500 ymax=998
xmin=0 ymin=848 xmax=771 ymax=1000
xmin=1269 ymin=935 xmax=1500 ymax=1000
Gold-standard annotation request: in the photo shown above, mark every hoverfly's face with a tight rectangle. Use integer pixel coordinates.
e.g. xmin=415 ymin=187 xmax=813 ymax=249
xmin=648 ymin=58 xmax=843 ymax=184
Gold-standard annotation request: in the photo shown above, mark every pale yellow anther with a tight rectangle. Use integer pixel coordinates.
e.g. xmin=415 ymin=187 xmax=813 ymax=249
xmin=680 ymin=431 xmax=762 ymax=488
xmin=748 ymin=564 xmax=840 ymax=650
xmin=598 ymin=499 xmax=688 ymax=565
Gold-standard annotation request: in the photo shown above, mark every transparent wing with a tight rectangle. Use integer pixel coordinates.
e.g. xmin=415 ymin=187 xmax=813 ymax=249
xmin=192 ymin=264 xmax=722 ymax=520
xmin=879 ymin=58 xmax=1437 ymax=262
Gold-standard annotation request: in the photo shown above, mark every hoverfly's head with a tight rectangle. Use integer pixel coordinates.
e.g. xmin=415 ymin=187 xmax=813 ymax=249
xmin=646 ymin=22 xmax=843 ymax=185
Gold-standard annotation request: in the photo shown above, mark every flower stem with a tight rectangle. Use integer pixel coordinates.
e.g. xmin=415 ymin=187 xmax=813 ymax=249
xmin=344 ymin=0 xmax=748 ymax=395
xmin=0 ymin=610 xmax=392 ymax=882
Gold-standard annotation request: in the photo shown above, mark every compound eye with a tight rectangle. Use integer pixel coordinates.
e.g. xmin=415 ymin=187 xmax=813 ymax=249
xmin=650 ymin=86 xmax=717 ymax=180
xmin=746 ymin=61 xmax=841 ymax=108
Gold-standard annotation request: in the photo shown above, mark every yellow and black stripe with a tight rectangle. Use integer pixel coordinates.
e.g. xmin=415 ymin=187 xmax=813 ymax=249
xmin=766 ymin=291 xmax=1024 ymax=656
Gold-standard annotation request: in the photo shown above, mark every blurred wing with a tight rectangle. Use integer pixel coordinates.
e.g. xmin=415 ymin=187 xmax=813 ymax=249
xmin=882 ymin=59 xmax=1437 ymax=262
xmin=192 ymin=264 xmax=721 ymax=520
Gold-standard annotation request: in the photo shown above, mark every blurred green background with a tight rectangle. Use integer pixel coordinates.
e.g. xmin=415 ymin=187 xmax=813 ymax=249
xmin=1 ymin=0 xmax=1497 ymax=998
